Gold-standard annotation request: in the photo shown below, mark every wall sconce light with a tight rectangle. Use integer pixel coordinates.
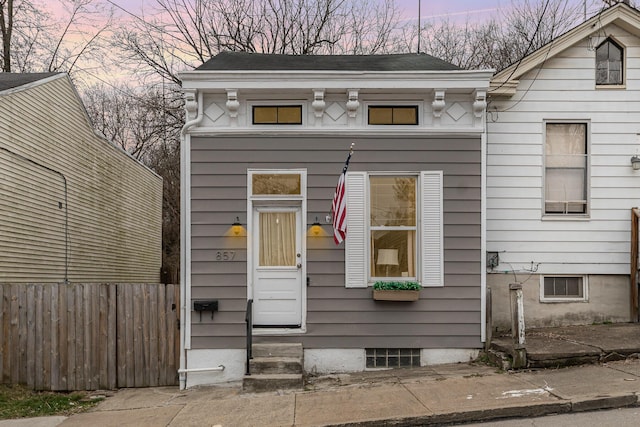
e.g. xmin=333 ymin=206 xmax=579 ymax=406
xmin=231 ymin=216 xmax=243 ymax=236
xmin=309 ymin=217 xmax=323 ymax=236
xmin=632 ymin=155 xmax=640 ymax=170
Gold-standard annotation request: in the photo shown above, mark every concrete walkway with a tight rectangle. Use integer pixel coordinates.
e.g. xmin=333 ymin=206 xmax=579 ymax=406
xmin=492 ymin=323 xmax=640 ymax=368
xmin=2 ymin=358 xmax=637 ymax=427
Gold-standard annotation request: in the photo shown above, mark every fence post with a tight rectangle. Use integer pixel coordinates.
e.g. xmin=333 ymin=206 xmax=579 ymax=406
xmin=509 ymin=283 xmax=527 ymax=368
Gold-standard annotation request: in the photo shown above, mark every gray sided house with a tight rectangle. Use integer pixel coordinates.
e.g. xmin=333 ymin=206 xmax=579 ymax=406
xmin=179 ymin=52 xmax=493 ymax=387
xmin=0 ymin=73 xmax=162 ymax=283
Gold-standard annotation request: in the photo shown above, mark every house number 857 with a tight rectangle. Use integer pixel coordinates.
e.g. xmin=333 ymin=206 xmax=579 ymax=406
xmin=215 ymin=251 xmax=236 ymax=261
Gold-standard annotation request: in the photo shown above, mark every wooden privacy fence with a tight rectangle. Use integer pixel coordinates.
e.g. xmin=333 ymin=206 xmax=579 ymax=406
xmin=0 ymin=283 xmax=179 ymax=391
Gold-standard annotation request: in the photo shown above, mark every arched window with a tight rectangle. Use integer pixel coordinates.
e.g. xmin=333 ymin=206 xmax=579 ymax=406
xmin=596 ymin=38 xmax=623 ymax=85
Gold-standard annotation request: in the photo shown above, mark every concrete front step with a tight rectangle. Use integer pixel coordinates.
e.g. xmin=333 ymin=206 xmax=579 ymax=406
xmin=242 ymin=373 xmax=304 ymax=393
xmin=249 ymin=356 xmax=303 ymax=375
xmin=252 ymin=342 xmax=303 ymax=358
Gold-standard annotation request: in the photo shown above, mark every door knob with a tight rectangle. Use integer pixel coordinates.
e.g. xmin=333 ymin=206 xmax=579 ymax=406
xmin=297 ymin=263 xmax=302 ymax=269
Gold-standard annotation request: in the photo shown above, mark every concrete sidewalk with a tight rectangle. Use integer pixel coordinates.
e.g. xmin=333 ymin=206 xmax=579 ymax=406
xmin=8 ymin=357 xmax=636 ymax=427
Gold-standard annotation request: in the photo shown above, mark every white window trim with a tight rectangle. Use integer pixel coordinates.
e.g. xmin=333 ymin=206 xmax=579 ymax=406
xmin=542 ymin=120 xmax=591 ymax=219
xmin=539 ymin=275 xmax=589 ymax=303
xmin=248 ymin=100 xmax=307 ymax=126
xmin=344 ymin=170 xmax=443 ymax=288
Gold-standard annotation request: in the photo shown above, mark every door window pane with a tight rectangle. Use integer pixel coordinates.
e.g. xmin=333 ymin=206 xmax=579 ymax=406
xmin=259 ymin=212 xmax=296 ymax=266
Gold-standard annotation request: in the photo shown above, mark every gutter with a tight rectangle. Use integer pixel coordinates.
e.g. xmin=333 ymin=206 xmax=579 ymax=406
xmin=179 ymin=90 xmax=204 ymax=390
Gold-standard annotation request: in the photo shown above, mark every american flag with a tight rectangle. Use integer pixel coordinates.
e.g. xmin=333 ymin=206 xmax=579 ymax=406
xmin=332 ymin=146 xmax=353 ymax=245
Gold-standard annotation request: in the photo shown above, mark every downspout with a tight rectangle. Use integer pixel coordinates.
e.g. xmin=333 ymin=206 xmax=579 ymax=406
xmin=179 ymin=89 xmax=203 ymax=390
xmin=480 ymin=91 xmax=488 ymax=344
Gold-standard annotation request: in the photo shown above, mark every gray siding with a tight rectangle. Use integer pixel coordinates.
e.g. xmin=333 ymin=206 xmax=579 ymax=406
xmin=190 ymin=135 xmax=481 ymax=349
xmin=0 ymin=76 xmax=162 ymax=283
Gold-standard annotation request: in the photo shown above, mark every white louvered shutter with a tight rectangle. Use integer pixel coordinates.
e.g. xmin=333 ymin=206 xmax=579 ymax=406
xmin=421 ymin=171 xmax=444 ymax=287
xmin=345 ymin=172 xmax=367 ymax=288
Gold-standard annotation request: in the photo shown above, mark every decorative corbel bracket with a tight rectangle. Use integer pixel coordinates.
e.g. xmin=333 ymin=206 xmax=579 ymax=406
xmin=184 ymin=89 xmax=198 ymax=121
xmin=346 ymin=89 xmax=359 ymax=119
xmin=312 ymin=89 xmax=326 ymax=121
xmin=226 ymin=89 xmax=240 ymax=123
xmin=473 ymin=90 xmax=487 ymax=118
xmin=432 ymin=90 xmax=446 ymax=118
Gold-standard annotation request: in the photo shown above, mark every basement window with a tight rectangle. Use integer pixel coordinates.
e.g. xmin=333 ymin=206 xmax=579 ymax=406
xmin=540 ymin=276 xmax=587 ymax=302
xmin=366 ymin=348 xmax=421 ymax=368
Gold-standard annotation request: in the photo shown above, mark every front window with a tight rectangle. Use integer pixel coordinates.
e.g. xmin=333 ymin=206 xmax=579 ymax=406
xmin=596 ymin=38 xmax=623 ymax=85
xmin=370 ymin=176 xmax=417 ymax=279
xmin=545 ymin=123 xmax=588 ymax=215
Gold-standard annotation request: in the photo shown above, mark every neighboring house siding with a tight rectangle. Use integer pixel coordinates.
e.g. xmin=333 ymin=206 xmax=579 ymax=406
xmin=0 ymin=76 xmax=162 ymax=283
xmin=487 ymin=25 xmax=640 ymax=276
xmin=190 ymin=135 xmax=481 ymax=349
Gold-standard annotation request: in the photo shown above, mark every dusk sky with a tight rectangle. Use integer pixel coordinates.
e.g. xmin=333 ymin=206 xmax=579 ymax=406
xmin=40 ymin=0 xmax=614 ymax=87
xmin=104 ymin=0 xmax=609 ymax=23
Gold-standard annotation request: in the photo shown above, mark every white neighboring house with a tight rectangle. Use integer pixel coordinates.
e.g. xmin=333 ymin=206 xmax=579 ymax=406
xmin=487 ymin=2 xmax=640 ymax=330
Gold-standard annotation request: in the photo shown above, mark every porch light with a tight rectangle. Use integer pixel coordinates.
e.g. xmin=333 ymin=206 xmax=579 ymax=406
xmin=231 ymin=217 xmax=243 ymax=236
xmin=309 ymin=217 xmax=323 ymax=236
xmin=632 ymin=155 xmax=640 ymax=170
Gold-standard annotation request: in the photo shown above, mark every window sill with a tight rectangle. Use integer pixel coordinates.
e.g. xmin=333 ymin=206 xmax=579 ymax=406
xmin=540 ymin=298 xmax=588 ymax=303
xmin=595 ymin=84 xmax=625 ymax=90
xmin=541 ymin=215 xmax=590 ymax=221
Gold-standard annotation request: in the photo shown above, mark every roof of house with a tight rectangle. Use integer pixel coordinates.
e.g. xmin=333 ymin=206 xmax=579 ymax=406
xmin=196 ymin=51 xmax=462 ymax=71
xmin=0 ymin=72 xmax=61 ymax=92
xmin=491 ymin=2 xmax=640 ymax=96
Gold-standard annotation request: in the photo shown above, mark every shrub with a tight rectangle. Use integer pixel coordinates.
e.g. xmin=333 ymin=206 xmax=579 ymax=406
xmin=372 ymin=281 xmax=422 ymax=291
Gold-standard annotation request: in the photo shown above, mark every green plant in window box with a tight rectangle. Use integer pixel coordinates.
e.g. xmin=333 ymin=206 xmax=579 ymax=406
xmin=372 ymin=281 xmax=421 ymax=301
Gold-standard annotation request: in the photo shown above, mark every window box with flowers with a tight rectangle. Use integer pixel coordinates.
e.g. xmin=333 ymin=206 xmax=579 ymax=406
xmin=372 ymin=281 xmax=422 ymax=301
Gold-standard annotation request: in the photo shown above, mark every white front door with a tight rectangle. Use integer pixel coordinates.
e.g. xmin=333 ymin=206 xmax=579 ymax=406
xmin=252 ymin=207 xmax=303 ymax=327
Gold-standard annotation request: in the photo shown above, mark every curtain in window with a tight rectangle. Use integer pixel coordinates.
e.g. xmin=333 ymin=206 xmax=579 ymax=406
xmin=259 ymin=212 xmax=296 ymax=266
xmin=545 ymin=123 xmax=587 ymax=214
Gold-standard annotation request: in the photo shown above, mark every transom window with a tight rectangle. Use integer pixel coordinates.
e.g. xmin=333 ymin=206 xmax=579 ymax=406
xmin=370 ymin=175 xmax=417 ymax=279
xmin=368 ymin=106 xmax=419 ymax=125
xmin=541 ymin=276 xmax=587 ymax=302
xmin=253 ymin=105 xmax=302 ymax=125
xmin=596 ymin=38 xmax=623 ymax=85
xmin=252 ymin=173 xmax=301 ymax=195
xmin=544 ymin=123 xmax=588 ymax=215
